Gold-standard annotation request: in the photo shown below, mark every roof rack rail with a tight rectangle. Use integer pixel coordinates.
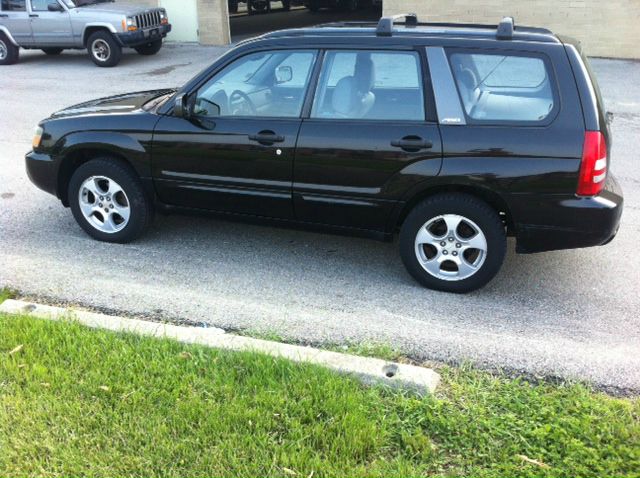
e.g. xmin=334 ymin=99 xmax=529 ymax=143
xmin=376 ymin=13 xmax=418 ymax=37
xmin=496 ymin=16 xmax=515 ymax=39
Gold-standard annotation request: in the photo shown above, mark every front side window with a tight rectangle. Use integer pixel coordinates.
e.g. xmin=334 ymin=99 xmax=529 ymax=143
xmin=449 ymin=51 xmax=556 ymax=123
xmin=31 ymin=0 xmax=52 ymax=11
xmin=192 ymin=50 xmax=317 ymax=119
xmin=311 ymin=50 xmax=425 ymax=121
xmin=1 ymin=0 xmax=26 ymax=11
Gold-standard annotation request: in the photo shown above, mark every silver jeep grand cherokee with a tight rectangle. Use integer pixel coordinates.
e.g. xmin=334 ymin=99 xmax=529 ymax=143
xmin=0 ymin=0 xmax=171 ymax=67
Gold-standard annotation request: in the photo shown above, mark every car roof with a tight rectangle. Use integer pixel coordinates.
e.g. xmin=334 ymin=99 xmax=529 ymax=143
xmin=246 ymin=15 xmax=561 ymax=46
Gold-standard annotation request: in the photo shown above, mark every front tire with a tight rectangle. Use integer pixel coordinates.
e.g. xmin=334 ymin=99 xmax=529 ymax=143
xmin=87 ymin=31 xmax=122 ymax=67
xmin=399 ymin=193 xmax=506 ymax=293
xmin=134 ymin=39 xmax=162 ymax=56
xmin=42 ymin=48 xmax=64 ymax=55
xmin=0 ymin=32 xmax=20 ymax=65
xmin=68 ymin=158 xmax=152 ymax=243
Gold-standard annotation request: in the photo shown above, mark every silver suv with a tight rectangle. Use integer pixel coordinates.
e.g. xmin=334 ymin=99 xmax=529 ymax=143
xmin=0 ymin=0 xmax=171 ymax=67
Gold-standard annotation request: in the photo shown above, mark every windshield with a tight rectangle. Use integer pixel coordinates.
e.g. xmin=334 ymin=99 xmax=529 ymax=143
xmin=61 ymin=0 xmax=115 ymax=7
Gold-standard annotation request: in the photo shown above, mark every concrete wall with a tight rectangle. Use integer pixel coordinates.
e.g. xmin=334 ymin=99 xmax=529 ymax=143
xmin=383 ymin=0 xmax=640 ymax=59
xmin=123 ymin=0 xmax=230 ymax=45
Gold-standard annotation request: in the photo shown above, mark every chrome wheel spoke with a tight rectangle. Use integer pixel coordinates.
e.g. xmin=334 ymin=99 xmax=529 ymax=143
xmin=463 ymin=232 xmax=487 ymax=252
xmin=443 ymin=215 xmax=462 ymax=239
xmin=415 ymin=226 xmax=441 ymax=246
xmin=455 ymin=257 xmax=478 ymax=278
xmin=114 ymin=205 xmax=130 ymax=223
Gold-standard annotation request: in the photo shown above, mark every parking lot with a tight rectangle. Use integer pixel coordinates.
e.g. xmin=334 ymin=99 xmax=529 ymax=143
xmin=1 ymin=45 xmax=639 ymax=393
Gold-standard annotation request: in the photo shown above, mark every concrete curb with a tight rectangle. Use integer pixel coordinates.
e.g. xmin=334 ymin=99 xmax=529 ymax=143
xmin=0 ymin=299 xmax=440 ymax=395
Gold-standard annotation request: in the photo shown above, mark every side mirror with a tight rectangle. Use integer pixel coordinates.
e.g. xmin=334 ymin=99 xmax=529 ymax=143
xmin=173 ymin=93 xmax=190 ymax=119
xmin=48 ymin=2 xmax=64 ymax=11
xmin=275 ymin=65 xmax=293 ymax=84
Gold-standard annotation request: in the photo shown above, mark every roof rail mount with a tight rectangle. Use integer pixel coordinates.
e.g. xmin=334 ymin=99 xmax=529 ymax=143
xmin=376 ymin=13 xmax=418 ymax=37
xmin=497 ymin=16 xmax=515 ymax=39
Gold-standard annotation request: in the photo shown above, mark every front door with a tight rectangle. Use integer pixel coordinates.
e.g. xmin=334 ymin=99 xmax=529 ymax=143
xmin=152 ymin=49 xmax=319 ymax=219
xmin=0 ymin=0 xmax=33 ymax=46
xmin=28 ymin=0 xmax=72 ymax=46
xmin=294 ymin=49 xmax=442 ymax=232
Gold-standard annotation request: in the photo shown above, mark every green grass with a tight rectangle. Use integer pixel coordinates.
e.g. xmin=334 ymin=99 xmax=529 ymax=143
xmin=1 ymin=314 xmax=639 ymax=478
xmin=0 ymin=288 xmax=16 ymax=304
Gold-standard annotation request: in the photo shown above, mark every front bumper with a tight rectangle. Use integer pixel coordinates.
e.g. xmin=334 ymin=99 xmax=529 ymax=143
xmin=512 ymin=174 xmax=624 ymax=253
xmin=26 ymin=150 xmax=59 ymax=198
xmin=116 ymin=24 xmax=172 ymax=47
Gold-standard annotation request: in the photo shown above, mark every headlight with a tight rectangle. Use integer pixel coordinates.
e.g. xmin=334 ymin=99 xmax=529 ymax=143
xmin=160 ymin=10 xmax=168 ymax=24
xmin=124 ymin=16 xmax=137 ymax=31
xmin=32 ymin=126 xmax=43 ymax=150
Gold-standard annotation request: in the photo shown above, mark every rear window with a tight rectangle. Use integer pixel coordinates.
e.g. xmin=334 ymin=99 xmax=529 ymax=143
xmin=448 ymin=51 xmax=557 ymax=123
xmin=1 ymin=0 xmax=26 ymax=10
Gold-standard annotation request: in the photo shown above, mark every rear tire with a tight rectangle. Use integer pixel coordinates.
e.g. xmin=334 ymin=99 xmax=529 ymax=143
xmin=68 ymin=158 xmax=152 ymax=243
xmin=399 ymin=193 xmax=506 ymax=293
xmin=134 ymin=39 xmax=162 ymax=56
xmin=0 ymin=32 xmax=20 ymax=65
xmin=42 ymin=48 xmax=63 ymax=55
xmin=307 ymin=0 xmax=320 ymax=11
xmin=282 ymin=0 xmax=291 ymax=10
xmin=87 ymin=30 xmax=122 ymax=67
xmin=228 ymin=0 xmax=239 ymax=12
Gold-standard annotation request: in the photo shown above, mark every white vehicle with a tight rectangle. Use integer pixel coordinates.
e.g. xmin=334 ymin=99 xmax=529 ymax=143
xmin=0 ymin=0 xmax=171 ymax=67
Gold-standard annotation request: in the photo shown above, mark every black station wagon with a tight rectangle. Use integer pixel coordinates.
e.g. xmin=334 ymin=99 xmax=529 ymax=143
xmin=26 ymin=14 xmax=623 ymax=293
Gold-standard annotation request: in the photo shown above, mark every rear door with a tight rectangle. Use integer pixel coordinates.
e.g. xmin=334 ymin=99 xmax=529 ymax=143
xmin=28 ymin=0 xmax=73 ymax=46
xmin=293 ymin=48 xmax=442 ymax=232
xmin=0 ymin=0 xmax=33 ymax=46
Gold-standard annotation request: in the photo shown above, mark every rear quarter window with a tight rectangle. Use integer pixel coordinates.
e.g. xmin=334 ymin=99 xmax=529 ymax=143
xmin=448 ymin=50 xmax=558 ymax=125
xmin=1 ymin=0 xmax=26 ymax=10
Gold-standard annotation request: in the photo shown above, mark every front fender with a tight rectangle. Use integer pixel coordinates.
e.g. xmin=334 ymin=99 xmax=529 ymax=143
xmin=53 ymin=130 xmax=151 ymax=179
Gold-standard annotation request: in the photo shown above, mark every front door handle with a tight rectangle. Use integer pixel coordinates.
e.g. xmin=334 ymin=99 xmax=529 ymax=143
xmin=29 ymin=14 xmax=39 ymax=17
xmin=0 ymin=14 xmax=8 ymax=17
xmin=391 ymin=136 xmax=433 ymax=152
xmin=248 ymin=130 xmax=284 ymax=145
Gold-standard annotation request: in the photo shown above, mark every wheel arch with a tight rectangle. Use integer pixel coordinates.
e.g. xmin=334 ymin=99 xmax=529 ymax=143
xmin=0 ymin=26 xmax=19 ymax=46
xmin=55 ymin=132 xmax=150 ymax=206
xmin=82 ymin=24 xmax=117 ymax=47
xmin=393 ymin=183 xmax=515 ymax=235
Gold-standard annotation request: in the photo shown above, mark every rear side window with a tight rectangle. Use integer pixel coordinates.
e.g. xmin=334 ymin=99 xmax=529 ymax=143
xmin=2 ymin=0 xmax=26 ymax=10
xmin=448 ymin=51 xmax=557 ymax=123
xmin=311 ymin=50 xmax=425 ymax=121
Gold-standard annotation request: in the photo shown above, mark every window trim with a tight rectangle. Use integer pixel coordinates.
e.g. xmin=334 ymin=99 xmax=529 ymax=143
xmin=190 ymin=48 xmax=320 ymax=121
xmin=306 ymin=48 xmax=431 ymax=124
xmin=445 ymin=47 xmax=561 ymax=127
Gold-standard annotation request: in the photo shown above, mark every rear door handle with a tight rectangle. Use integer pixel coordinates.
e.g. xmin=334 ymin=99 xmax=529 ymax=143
xmin=248 ymin=131 xmax=284 ymax=145
xmin=0 ymin=14 xmax=8 ymax=17
xmin=29 ymin=14 xmax=39 ymax=17
xmin=391 ymin=137 xmax=433 ymax=151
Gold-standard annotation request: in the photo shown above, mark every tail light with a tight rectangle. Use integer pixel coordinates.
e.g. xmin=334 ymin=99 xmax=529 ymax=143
xmin=577 ymin=131 xmax=607 ymax=196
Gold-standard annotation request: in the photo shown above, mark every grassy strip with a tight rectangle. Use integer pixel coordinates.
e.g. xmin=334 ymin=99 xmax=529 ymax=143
xmin=0 ymin=288 xmax=15 ymax=305
xmin=1 ymin=313 xmax=638 ymax=477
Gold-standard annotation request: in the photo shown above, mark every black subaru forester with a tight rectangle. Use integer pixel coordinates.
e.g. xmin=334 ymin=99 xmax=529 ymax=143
xmin=26 ymin=14 xmax=623 ymax=293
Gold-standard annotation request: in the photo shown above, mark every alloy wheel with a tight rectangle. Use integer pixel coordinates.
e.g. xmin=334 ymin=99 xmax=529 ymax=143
xmin=78 ymin=176 xmax=131 ymax=234
xmin=414 ymin=214 xmax=488 ymax=281
xmin=0 ymin=40 xmax=7 ymax=61
xmin=91 ymin=39 xmax=111 ymax=62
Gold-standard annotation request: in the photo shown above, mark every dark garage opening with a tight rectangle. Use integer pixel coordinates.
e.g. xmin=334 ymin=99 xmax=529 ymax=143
xmin=229 ymin=1 xmax=383 ymax=42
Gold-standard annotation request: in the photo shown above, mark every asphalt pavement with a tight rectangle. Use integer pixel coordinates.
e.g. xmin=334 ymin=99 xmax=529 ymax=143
xmin=1 ymin=45 xmax=639 ymax=393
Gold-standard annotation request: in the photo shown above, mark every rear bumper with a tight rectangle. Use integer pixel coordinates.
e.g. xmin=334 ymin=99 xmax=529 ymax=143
xmin=512 ymin=174 xmax=623 ymax=253
xmin=115 ymin=24 xmax=171 ymax=47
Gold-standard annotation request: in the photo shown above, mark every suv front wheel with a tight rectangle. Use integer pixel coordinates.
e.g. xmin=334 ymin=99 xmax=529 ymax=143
xmin=399 ymin=194 xmax=506 ymax=293
xmin=68 ymin=158 xmax=152 ymax=243
xmin=87 ymin=31 xmax=122 ymax=67
xmin=0 ymin=32 xmax=19 ymax=65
